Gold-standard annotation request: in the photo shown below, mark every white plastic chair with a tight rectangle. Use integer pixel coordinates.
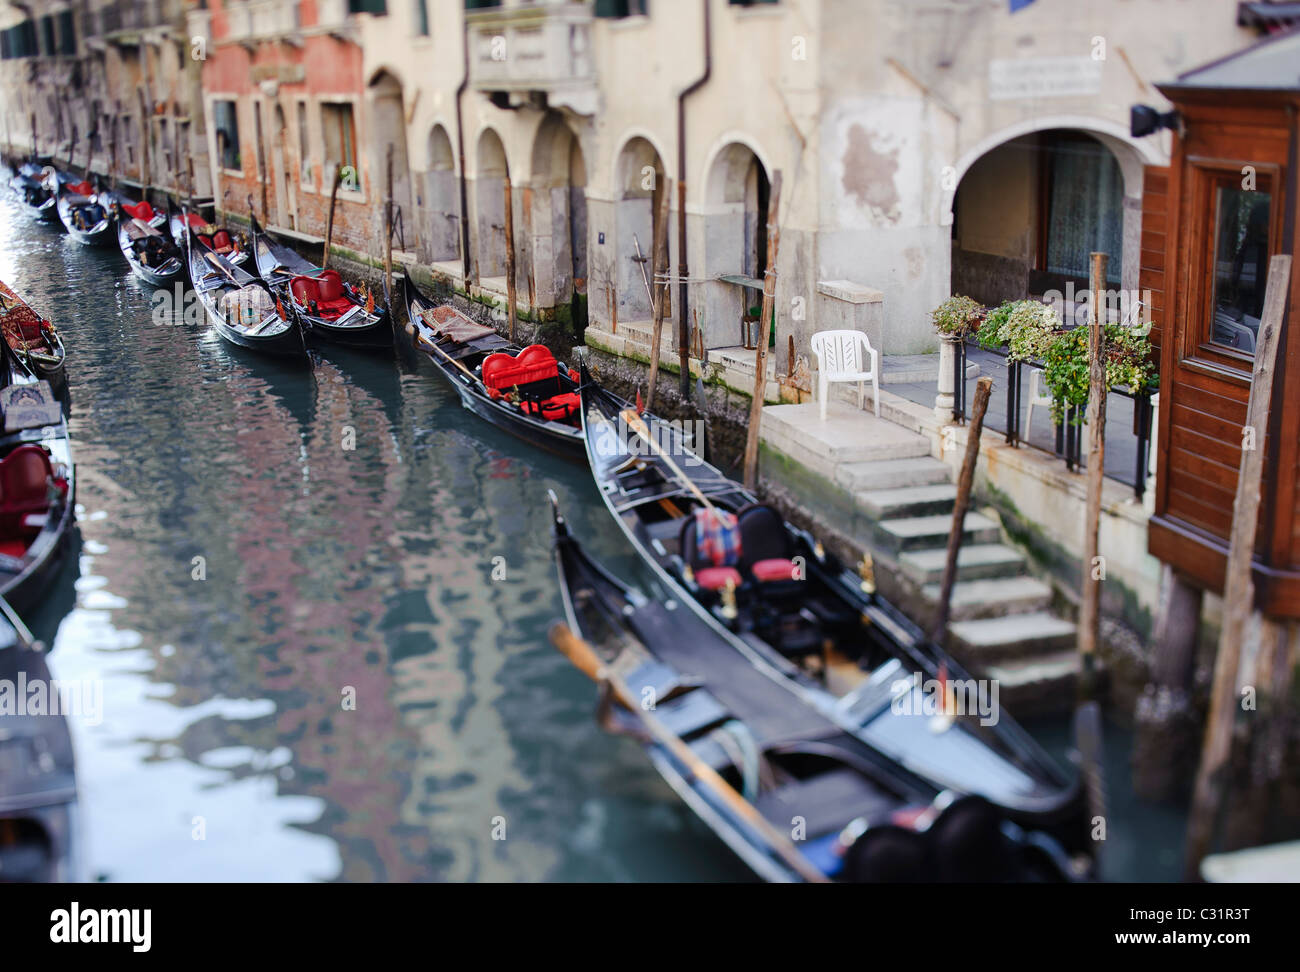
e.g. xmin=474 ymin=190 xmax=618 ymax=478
xmin=1025 ymin=367 xmax=1054 ymax=432
xmin=810 ymin=329 xmax=879 ymax=420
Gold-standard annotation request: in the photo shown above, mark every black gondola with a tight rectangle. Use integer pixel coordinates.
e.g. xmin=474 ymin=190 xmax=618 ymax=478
xmin=167 ymin=199 xmax=252 ymax=270
xmin=184 ymin=211 xmax=307 ymax=359
xmin=51 ymin=174 xmax=114 ymax=247
xmin=0 ymin=338 xmax=76 ymax=616
xmin=113 ymin=197 xmax=184 ymax=287
xmin=249 ymin=211 xmax=393 ymax=351
xmin=401 ymin=271 xmax=584 ymax=458
xmin=574 ymin=372 xmax=1095 ymax=870
xmin=550 ymin=494 xmax=1086 ymax=883
xmin=0 ymin=277 xmax=66 ymax=395
xmin=0 ymin=598 xmax=81 ymax=882
xmin=8 ymin=162 xmax=58 ymax=223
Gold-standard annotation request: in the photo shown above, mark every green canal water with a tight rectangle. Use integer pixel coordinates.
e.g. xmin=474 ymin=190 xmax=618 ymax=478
xmin=0 ymin=193 xmax=1183 ymax=882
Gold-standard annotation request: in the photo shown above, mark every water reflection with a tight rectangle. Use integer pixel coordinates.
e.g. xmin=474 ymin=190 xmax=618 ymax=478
xmin=1 ymin=192 xmax=751 ymax=882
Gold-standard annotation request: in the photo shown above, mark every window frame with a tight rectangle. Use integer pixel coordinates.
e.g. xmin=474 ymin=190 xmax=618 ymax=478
xmin=1180 ymin=156 xmax=1283 ymax=378
xmin=212 ymin=98 xmax=243 ymax=175
xmin=320 ymin=99 xmax=363 ymax=201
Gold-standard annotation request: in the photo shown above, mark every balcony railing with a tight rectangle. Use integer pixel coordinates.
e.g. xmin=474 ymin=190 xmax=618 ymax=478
xmin=466 ymin=2 xmax=596 ymax=111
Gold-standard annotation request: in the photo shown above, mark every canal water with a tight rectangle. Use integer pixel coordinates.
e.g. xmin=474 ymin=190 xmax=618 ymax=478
xmin=0 ymin=193 xmax=1182 ymax=882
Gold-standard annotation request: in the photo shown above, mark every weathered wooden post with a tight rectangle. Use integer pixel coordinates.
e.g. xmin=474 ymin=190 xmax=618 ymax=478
xmin=1184 ymin=254 xmax=1292 ymax=880
xmin=645 ymin=179 xmax=673 ymax=412
xmin=503 ymin=176 xmax=517 ymax=343
xmin=385 ymin=144 xmax=395 ymax=306
xmin=931 ymin=376 xmax=993 ymax=643
xmin=323 ymin=163 xmax=342 ymax=270
xmin=742 ymin=171 xmax=783 ymax=491
xmin=1078 ymin=252 xmax=1109 ymax=701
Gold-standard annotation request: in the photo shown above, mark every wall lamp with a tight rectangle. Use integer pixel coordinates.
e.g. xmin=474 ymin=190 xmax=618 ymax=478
xmin=1130 ymin=104 xmax=1181 ymax=138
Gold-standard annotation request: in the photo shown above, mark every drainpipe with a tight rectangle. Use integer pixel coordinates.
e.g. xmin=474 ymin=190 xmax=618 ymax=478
xmin=455 ymin=12 xmax=472 ymax=283
xmin=676 ymin=0 xmax=712 ymax=400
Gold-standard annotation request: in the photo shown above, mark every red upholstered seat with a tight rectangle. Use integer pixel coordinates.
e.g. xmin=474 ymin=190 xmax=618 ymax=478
xmin=751 ymin=558 xmax=800 ymax=582
xmin=0 ymin=539 xmax=27 ymax=559
xmin=185 ymin=212 xmax=207 ymax=229
xmin=317 ymin=270 xmax=344 ymax=302
xmin=0 ymin=445 xmax=52 ymax=538
xmin=69 ymin=181 xmax=94 ymax=197
xmin=122 ymin=200 xmax=155 ymax=221
xmin=695 ymin=566 xmax=742 ymax=591
xmin=482 ymin=344 xmax=560 ymax=393
xmin=212 ymin=230 xmax=234 ymax=254
xmin=290 ymin=276 xmax=321 ymax=304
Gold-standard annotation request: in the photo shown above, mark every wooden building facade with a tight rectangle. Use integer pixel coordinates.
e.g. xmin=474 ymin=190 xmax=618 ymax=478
xmin=1146 ymin=30 xmax=1300 ymax=618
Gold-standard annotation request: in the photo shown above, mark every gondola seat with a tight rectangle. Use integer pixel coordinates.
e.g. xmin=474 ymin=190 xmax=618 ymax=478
xmin=482 ymin=345 xmax=578 ymax=420
xmin=679 ymin=509 xmax=743 ymax=592
xmin=68 ymin=181 xmax=94 ymax=197
xmin=211 ymin=230 xmax=235 ymax=255
xmin=290 ymin=274 xmax=353 ymax=319
xmin=736 ymin=504 xmax=800 ymax=585
xmin=0 ymin=445 xmax=54 ymax=538
xmin=121 ymin=200 xmax=155 ymax=221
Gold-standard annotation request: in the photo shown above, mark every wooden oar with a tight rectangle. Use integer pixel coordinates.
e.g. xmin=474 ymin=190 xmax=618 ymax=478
xmin=619 ymin=407 xmax=716 ymax=513
xmin=412 ymin=322 xmax=480 ymax=382
xmin=549 ymin=622 xmax=829 ymax=883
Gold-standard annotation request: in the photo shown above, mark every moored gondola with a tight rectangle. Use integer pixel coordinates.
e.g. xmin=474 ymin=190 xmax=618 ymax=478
xmin=167 ymin=199 xmax=251 ymax=269
xmin=0 ymin=278 xmax=66 ymax=395
xmin=550 ymin=494 xmax=1087 ymax=882
xmin=0 ymin=598 xmax=82 ymax=882
xmin=249 ymin=210 xmax=393 ymax=351
xmin=401 ymin=271 xmax=584 ymax=458
xmin=575 ymin=372 xmax=1096 ymax=870
xmin=8 ymin=162 xmax=58 ymax=223
xmin=183 ymin=210 xmax=307 ymax=359
xmin=0 ymin=337 xmax=76 ymax=616
xmin=51 ymin=175 xmax=114 ymax=247
xmin=113 ymin=197 xmax=184 ymax=287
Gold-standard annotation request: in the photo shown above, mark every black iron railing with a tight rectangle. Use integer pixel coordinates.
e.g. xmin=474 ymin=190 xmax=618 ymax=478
xmin=965 ymin=343 xmax=1154 ymax=501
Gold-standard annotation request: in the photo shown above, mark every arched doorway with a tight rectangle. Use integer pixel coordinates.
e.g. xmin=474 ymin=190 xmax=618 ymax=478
xmin=529 ymin=113 xmax=587 ymax=324
xmin=950 ymin=127 xmax=1145 ymax=310
xmin=612 ymin=136 xmax=666 ymax=325
xmin=701 ymin=141 xmax=770 ymax=349
xmin=368 ymin=70 xmax=414 ymax=253
xmin=422 ymin=124 xmax=458 ymax=264
xmin=473 ymin=128 xmax=509 ymax=284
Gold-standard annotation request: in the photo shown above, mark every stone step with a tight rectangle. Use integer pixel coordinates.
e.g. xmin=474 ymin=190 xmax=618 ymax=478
xmin=947 ymin=611 xmax=1078 ymax=663
xmin=898 ymin=543 xmax=1026 ymax=585
xmin=981 ymin=651 xmax=1090 ymax=718
xmin=857 ymin=483 xmax=958 ymax=519
xmin=920 ymin=576 xmax=1053 ymax=621
xmin=875 ymin=511 xmax=1001 ymax=552
xmin=759 ymin=401 xmax=932 ymax=480
xmin=834 ymin=456 xmax=952 ymax=492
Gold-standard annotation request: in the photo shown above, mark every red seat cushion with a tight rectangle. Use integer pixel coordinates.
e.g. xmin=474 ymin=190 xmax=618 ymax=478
xmin=212 ymin=230 xmax=234 ymax=253
xmin=317 ymin=270 xmax=344 ymax=302
xmin=0 ymin=539 xmax=28 ymax=559
xmin=122 ymin=200 xmax=155 ymax=221
xmin=482 ymin=344 xmax=559 ymax=393
xmin=0 ymin=445 xmax=52 ymax=538
xmin=521 ymin=392 xmax=580 ymax=421
xmin=695 ymin=566 xmax=742 ymax=591
xmin=290 ymin=276 xmax=321 ymax=304
xmin=68 ymin=181 xmax=94 ymax=197
xmin=752 ymin=558 xmax=800 ymax=582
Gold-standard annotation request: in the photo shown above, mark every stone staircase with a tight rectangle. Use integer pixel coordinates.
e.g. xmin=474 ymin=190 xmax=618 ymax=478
xmin=762 ymin=402 xmax=1086 ymax=716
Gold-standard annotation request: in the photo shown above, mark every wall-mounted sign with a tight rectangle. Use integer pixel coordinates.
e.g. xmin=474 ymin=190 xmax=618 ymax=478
xmin=988 ymin=56 xmax=1102 ymax=100
xmin=250 ymin=64 xmax=305 ymax=86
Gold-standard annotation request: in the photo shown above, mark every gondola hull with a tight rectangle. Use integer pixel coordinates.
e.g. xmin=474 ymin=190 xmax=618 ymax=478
xmin=56 ymin=194 xmax=114 ymax=247
xmin=402 ymin=273 xmax=585 ymax=459
xmin=185 ymin=226 xmax=307 ymax=359
xmin=575 ymin=377 xmax=1094 ymax=864
xmin=117 ymin=220 xmax=184 ymax=288
xmin=9 ymin=175 xmax=58 ymax=223
xmin=302 ymin=308 xmax=395 ymax=350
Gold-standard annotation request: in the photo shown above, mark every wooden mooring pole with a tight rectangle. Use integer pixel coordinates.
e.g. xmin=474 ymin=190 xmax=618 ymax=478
xmin=1184 ymin=254 xmax=1292 ymax=880
xmin=322 ymin=164 xmax=342 ymax=271
xmin=742 ymin=170 xmax=782 ymax=492
xmin=1078 ymin=252 xmax=1109 ymax=700
xmin=504 ymin=176 xmax=517 ymax=344
xmin=931 ymin=375 xmax=993 ymax=643
xmin=645 ymin=178 xmax=672 ymax=412
xmin=384 ymin=144 xmax=394 ymax=306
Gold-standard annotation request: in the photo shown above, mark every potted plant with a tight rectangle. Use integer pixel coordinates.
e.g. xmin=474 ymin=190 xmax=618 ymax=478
xmin=930 ymin=294 xmax=983 ymax=422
